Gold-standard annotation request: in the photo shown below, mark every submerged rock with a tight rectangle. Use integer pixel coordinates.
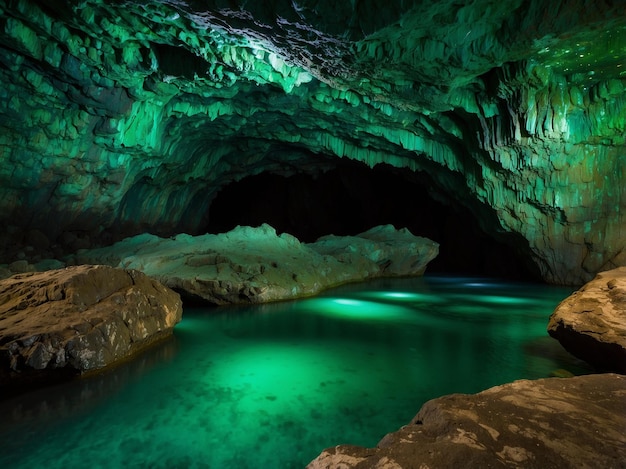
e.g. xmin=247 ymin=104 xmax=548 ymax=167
xmin=70 ymin=224 xmax=439 ymax=305
xmin=548 ymin=267 xmax=626 ymax=374
xmin=307 ymin=373 xmax=626 ymax=469
xmin=0 ymin=265 xmax=182 ymax=394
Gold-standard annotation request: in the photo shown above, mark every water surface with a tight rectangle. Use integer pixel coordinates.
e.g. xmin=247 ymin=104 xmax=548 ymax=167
xmin=0 ymin=276 xmax=590 ymax=468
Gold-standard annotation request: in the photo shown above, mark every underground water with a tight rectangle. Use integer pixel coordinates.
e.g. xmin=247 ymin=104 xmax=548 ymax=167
xmin=0 ymin=275 xmax=591 ymax=468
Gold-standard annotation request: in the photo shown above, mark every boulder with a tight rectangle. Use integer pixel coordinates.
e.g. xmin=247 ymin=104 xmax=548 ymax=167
xmin=548 ymin=267 xmax=626 ymax=373
xmin=307 ymin=373 xmax=626 ymax=469
xmin=0 ymin=265 xmax=182 ymax=394
xmin=71 ymin=224 xmax=439 ymax=305
xmin=310 ymin=225 xmax=438 ymax=277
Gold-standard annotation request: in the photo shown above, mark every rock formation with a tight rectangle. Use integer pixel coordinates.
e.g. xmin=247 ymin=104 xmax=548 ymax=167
xmin=548 ymin=267 xmax=626 ymax=373
xmin=0 ymin=265 xmax=182 ymax=395
xmin=69 ymin=224 xmax=439 ymax=304
xmin=0 ymin=1 xmax=624 ymax=284
xmin=307 ymin=373 xmax=626 ymax=469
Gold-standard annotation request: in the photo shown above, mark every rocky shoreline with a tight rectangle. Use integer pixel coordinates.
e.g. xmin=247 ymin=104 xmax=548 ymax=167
xmin=0 ymin=265 xmax=182 ymax=397
xmin=1 ymin=225 xmax=438 ymax=395
xmin=307 ymin=266 xmax=626 ymax=467
xmin=1 ymin=227 xmax=625 ymax=467
xmin=307 ymin=373 xmax=626 ymax=468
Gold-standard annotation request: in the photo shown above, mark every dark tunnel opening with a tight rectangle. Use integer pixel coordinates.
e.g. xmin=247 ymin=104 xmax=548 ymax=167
xmin=204 ymin=160 xmax=541 ymax=281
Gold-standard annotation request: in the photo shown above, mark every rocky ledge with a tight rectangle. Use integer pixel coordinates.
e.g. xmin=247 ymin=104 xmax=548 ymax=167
xmin=548 ymin=267 xmax=626 ymax=374
xmin=0 ymin=265 xmax=182 ymax=396
xmin=307 ymin=373 xmax=626 ymax=469
xmin=69 ymin=224 xmax=439 ymax=305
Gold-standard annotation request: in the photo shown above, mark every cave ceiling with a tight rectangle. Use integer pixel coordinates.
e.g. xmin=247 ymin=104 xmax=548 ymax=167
xmin=0 ymin=0 xmax=625 ymax=284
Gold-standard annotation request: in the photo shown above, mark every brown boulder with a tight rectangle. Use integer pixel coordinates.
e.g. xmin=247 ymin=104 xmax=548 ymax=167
xmin=0 ymin=265 xmax=182 ymax=395
xmin=548 ymin=267 xmax=626 ymax=373
xmin=307 ymin=373 xmax=626 ymax=469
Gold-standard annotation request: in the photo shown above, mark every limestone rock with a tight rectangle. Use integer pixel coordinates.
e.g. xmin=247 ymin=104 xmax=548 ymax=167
xmin=0 ymin=1 xmax=624 ymax=285
xmin=307 ymin=373 xmax=626 ymax=469
xmin=311 ymin=225 xmax=439 ymax=277
xmin=0 ymin=265 xmax=182 ymax=394
xmin=71 ymin=224 xmax=439 ymax=305
xmin=548 ymin=267 xmax=626 ymax=373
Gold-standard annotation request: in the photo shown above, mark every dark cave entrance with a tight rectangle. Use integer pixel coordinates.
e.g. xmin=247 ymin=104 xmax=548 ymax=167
xmin=204 ymin=160 xmax=540 ymax=281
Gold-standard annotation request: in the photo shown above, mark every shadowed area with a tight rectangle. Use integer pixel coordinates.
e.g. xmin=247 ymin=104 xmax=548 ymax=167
xmin=206 ymin=160 xmax=539 ymax=279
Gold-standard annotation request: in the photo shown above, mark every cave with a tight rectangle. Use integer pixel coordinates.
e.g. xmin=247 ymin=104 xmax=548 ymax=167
xmin=205 ymin=159 xmax=539 ymax=280
xmin=1 ymin=1 xmax=626 ymax=468
xmin=0 ymin=0 xmax=623 ymax=286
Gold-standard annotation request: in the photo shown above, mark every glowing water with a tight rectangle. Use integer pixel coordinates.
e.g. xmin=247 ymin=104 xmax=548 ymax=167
xmin=0 ymin=276 xmax=590 ymax=468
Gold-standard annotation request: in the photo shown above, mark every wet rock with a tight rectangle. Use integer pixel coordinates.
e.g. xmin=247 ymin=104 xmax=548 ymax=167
xmin=72 ymin=224 xmax=439 ymax=305
xmin=0 ymin=265 xmax=182 ymax=394
xmin=307 ymin=373 xmax=626 ymax=469
xmin=548 ymin=267 xmax=626 ymax=373
xmin=311 ymin=225 xmax=437 ymax=277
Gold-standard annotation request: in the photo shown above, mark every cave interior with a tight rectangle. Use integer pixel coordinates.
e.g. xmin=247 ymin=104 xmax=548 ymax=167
xmin=0 ymin=0 xmax=624 ymax=285
xmin=1 ymin=3 xmax=626 ymax=466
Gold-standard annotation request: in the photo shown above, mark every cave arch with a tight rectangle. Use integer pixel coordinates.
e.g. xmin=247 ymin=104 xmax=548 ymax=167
xmin=204 ymin=160 xmax=540 ymax=280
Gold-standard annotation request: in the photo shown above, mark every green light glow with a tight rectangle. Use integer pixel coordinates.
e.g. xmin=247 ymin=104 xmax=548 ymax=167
xmin=353 ymin=291 xmax=447 ymax=304
xmin=302 ymin=297 xmax=416 ymax=322
xmin=0 ymin=1 xmax=625 ymax=288
xmin=532 ymin=25 xmax=626 ymax=83
xmin=333 ymin=298 xmax=362 ymax=306
xmin=380 ymin=292 xmax=416 ymax=299
xmin=450 ymin=294 xmax=533 ymax=305
xmin=475 ymin=295 xmax=533 ymax=305
xmin=209 ymin=343 xmax=360 ymax=410
xmin=0 ymin=277 xmax=589 ymax=469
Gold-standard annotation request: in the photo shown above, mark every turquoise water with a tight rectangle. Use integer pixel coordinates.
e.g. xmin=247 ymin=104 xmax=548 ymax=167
xmin=0 ymin=276 xmax=590 ymax=468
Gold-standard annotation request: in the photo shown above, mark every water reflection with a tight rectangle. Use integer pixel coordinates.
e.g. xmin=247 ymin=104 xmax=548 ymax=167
xmin=0 ymin=276 xmax=592 ymax=469
xmin=0 ymin=336 xmax=179 ymax=429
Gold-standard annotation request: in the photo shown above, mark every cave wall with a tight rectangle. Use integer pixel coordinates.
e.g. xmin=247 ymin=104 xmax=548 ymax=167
xmin=0 ymin=0 xmax=624 ymax=284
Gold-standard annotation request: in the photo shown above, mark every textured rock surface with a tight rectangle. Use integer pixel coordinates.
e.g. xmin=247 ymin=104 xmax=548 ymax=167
xmin=0 ymin=265 xmax=182 ymax=393
xmin=0 ymin=1 xmax=625 ymax=284
xmin=548 ymin=267 xmax=626 ymax=373
xmin=307 ymin=373 xmax=626 ymax=469
xmin=71 ymin=224 xmax=439 ymax=305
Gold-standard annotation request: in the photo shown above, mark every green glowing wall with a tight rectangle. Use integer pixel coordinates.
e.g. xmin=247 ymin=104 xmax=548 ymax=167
xmin=0 ymin=0 xmax=624 ymax=284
